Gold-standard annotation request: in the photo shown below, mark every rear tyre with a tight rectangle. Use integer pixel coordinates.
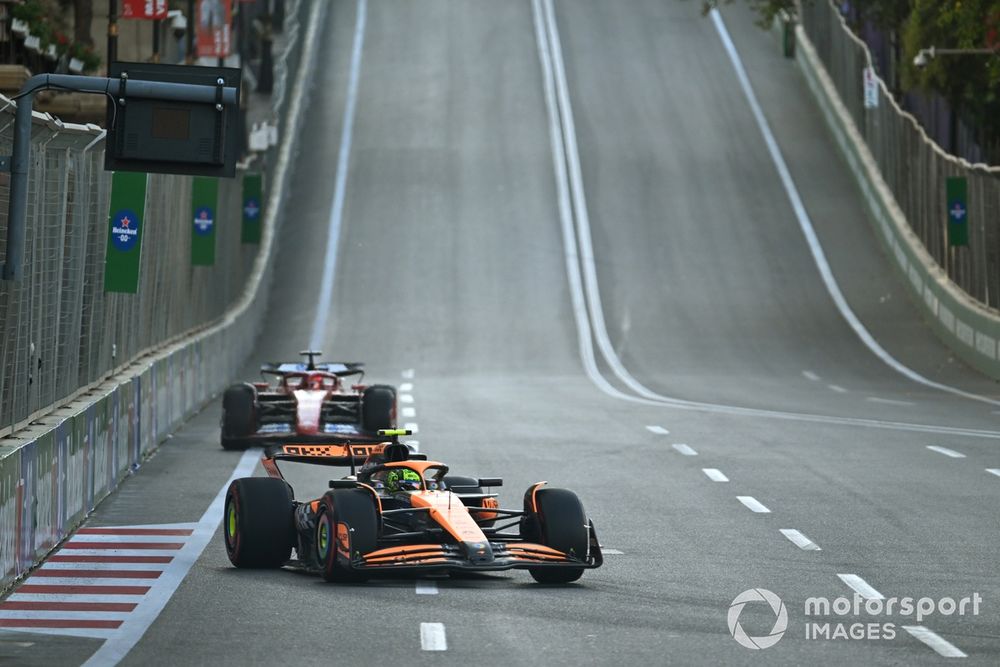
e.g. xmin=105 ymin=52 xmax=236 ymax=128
xmin=316 ymin=489 xmax=378 ymax=583
xmin=221 ymin=384 xmax=256 ymax=449
xmin=524 ymin=487 xmax=588 ymax=584
xmin=224 ymin=477 xmax=295 ymax=568
xmin=361 ymin=385 xmax=396 ymax=433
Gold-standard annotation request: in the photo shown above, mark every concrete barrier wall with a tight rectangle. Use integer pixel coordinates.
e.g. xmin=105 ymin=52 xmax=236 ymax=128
xmin=0 ymin=0 xmax=326 ymax=592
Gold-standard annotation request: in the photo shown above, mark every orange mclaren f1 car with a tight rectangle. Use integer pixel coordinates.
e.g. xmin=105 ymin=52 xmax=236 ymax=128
xmin=222 ymin=430 xmax=603 ymax=583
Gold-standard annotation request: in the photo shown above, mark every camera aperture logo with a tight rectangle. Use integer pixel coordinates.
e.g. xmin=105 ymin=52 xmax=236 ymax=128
xmin=728 ymin=588 xmax=788 ymax=650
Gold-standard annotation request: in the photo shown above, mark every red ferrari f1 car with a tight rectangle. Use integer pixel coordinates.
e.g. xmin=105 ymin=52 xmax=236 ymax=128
xmin=219 ymin=351 xmax=396 ymax=450
xmin=223 ymin=431 xmax=603 ymax=583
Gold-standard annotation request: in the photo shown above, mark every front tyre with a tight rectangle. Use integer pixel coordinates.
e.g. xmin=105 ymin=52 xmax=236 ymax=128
xmin=524 ymin=487 xmax=588 ymax=584
xmin=224 ymin=478 xmax=295 ymax=568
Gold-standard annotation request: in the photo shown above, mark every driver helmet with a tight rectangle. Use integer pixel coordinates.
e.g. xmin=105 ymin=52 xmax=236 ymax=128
xmin=385 ymin=468 xmax=422 ymax=493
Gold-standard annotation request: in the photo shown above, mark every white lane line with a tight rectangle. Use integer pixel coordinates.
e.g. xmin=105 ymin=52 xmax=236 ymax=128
xmin=837 ymin=574 xmax=884 ymax=600
xmin=81 ymin=448 xmax=261 ymax=667
xmin=709 ymin=8 xmax=1000 ymax=410
xmin=415 ymin=581 xmax=438 ymax=595
xmin=828 ymin=384 xmax=848 ymax=394
xmin=3 ymin=627 xmax=114 ymax=639
xmin=901 ymin=625 xmax=968 ymax=658
xmin=40 ymin=550 xmax=179 ymax=558
xmin=7 ymin=594 xmax=147 ymax=604
xmin=57 ymin=534 xmax=187 ymax=544
xmin=866 ymin=396 xmax=915 ymax=407
xmin=987 ymin=468 xmax=1000 ymax=478
xmin=736 ymin=496 xmax=771 ymax=513
xmin=672 ymin=444 xmax=697 ymax=456
xmin=602 ymin=549 xmax=625 ymax=555
xmin=802 ymin=370 xmax=820 ymax=381
xmin=39 ymin=562 xmax=169 ymax=571
xmin=400 ymin=382 xmax=414 ymax=392
xmin=401 ymin=369 xmax=415 ymax=379
xmin=400 ymin=394 xmax=414 ymax=404
xmin=702 ymin=468 xmax=729 ymax=482
xmin=0 ymin=611 xmax=132 ymax=621
xmin=17 ymin=577 xmax=157 ymax=587
xmin=926 ymin=445 xmax=966 ymax=459
xmin=779 ymin=529 xmax=821 ymax=551
xmin=308 ymin=0 xmax=368 ymax=349
xmin=404 ymin=423 xmax=419 ymax=434
xmin=645 ymin=425 xmax=669 ymax=435
xmin=401 ymin=407 xmax=416 ymax=418
xmin=420 ymin=622 xmax=447 ymax=651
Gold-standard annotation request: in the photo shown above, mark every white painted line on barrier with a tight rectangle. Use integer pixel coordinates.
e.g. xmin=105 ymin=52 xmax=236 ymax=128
xmin=402 ymin=369 xmax=415 ymax=379
xmin=400 ymin=382 xmax=413 ymax=392
xmin=645 ymin=425 xmax=669 ymax=435
xmin=828 ymin=384 xmax=848 ymax=394
xmin=736 ymin=496 xmax=770 ymax=513
xmin=401 ymin=407 xmax=416 ymax=418
xmin=866 ymin=396 xmax=915 ymax=407
xmin=987 ymin=468 xmax=1000 ymax=478
xmin=926 ymin=445 xmax=966 ymax=459
xmin=901 ymin=625 xmax=968 ymax=658
xmin=309 ymin=0 xmax=369 ymax=349
xmin=404 ymin=423 xmax=419 ymax=434
xmin=802 ymin=370 xmax=820 ymax=381
xmin=702 ymin=468 xmax=729 ymax=482
xmin=672 ymin=444 xmax=697 ymax=456
xmin=415 ymin=581 xmax=438 ymax=595
xmin=400 ymin=394 xmax=414 ymax=404
xmin=420 ymin=623 xmax=447 ymax=651
xmin=779 ymin=529 xmax=821 ymax=551
xmin=837 ymin=574 xmax=884 ymax=600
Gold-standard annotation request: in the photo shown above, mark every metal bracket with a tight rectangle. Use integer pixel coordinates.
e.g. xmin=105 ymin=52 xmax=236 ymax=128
xmin=215 ymin=77 xmax=225 ymax=112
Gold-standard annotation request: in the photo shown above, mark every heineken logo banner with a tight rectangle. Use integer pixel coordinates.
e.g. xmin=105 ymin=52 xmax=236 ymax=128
xmin=241 ymin=172 xmax=262 ymax=244
xmin=191 ymin=177 xmax=219 ymax=266
xmin=946 ymin=177 xmax=968 ymax=248
xmin=104 ymin=172 xmax=148 ymax=293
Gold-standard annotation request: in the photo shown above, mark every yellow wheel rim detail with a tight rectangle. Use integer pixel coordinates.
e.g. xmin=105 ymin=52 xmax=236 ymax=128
xmin=227 ymin=504 xmax=236 ymax=539
xmin=318 ymin=520 xmax=329 ymax=557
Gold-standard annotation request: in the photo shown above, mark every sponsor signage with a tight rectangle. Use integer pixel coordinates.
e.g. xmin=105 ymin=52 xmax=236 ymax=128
xmin=947 ymin=177 xmax=968 ymax=247
xmin=191 ymin=176 xmax=219 ymax=265
xmin=121 ymin=0 xmax=168 ymax=19
xmin=241 ymin=172 xmax=262 ymax=243
xmin=104 ymin=171 xmax=149 ymax=293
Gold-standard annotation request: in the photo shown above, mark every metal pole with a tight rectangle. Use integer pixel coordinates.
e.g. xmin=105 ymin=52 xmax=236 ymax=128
xmin=108 ymin=0 xmax=118 ymax=66
xmin=186 ymin=0 xmax=196 ymax=64
xmin=0 ymin=89 xmax=34 ymax=280
xmin=152 ymin=19 xmax=161 ymax=63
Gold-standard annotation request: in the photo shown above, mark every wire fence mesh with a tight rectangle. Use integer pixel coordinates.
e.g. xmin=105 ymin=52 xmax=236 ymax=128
xmin=800 ymin=0 xmax=1000 ymax=309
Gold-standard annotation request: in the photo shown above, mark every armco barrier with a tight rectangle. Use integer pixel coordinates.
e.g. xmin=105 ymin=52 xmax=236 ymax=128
xmin=0 ymin=0 xmax=325 ymax=592
xmin=791 ymin=15 xmax=1000 ymax=380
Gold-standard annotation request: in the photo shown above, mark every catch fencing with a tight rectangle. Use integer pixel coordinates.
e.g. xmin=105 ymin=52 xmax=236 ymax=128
xmin=800 ymin=0 xmax=1000 ymax=309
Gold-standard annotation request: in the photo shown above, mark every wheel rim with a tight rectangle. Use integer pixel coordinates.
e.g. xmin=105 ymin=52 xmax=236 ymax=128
xmin=225 ymin=501 xmax=237 ymax=546
xmin=317 ymin=515 xmax=330 ymax=560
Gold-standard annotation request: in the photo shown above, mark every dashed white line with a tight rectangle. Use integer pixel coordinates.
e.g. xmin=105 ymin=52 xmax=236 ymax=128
xmin=404 ymin=423 xmax=419 ymax=434
xmin=702 ymin=468 xmax=729 ymax=482
xmin=401 ymin=369 xmax=415 ymax=379
xmin=420 ymin=622 xmax=447 ymax=651
xmin=779 ymin=529 xmax=821 ymax=551
xmin=866 ymin=396 xmax=915 ymax=407
xmin=837 ymin=574 xmax=884 ymax=600
xmin=402 ymin=407 xmax=416 ymax=418
xmin=400 ymin=394 xmax=414 ymax=404
xmin=672 ymin=444 xmax=697 ymax=456
xmin=400 ymin=383 xmax=414 ymax=392
xmin=602 ymin=548 xmax=624 ymax=555
xmin=415 ymin=581 xmax=438 ymax=595
xmin=736 ymin=496 xmax=770 ymax=513
xmin=828 ymin=384 xmax=847 ymax=394
xmin=645 ymin=425 xmax=669 ymax=435
xmin=987 ymin=468 xmax=1000 ymax=478
xmin=802 ymin=370 xmax=820 ymax=381
xmin=926 ymin=445 xmax=966 ymax=459
xmin=902 ymin=626 xmax=968 ymax=658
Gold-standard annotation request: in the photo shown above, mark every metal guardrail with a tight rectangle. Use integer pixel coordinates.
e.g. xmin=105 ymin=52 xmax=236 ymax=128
xmin=800 ymin=0 xmax=1000 ymax=310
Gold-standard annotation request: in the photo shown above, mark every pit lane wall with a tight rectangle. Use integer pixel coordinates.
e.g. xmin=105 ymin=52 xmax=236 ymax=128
xmin=789 ymin=5 xmax=1000 ymax=380
xmin=0 ymin=0 xmax=327 ymax=592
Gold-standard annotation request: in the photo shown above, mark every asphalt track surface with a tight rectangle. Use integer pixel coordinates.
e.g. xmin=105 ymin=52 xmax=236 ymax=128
xmin=3 ymin=1 xmax=1000 ymax=665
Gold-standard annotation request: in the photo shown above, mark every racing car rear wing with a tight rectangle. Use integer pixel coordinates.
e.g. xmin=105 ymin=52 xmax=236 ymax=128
xmin=259 ymin=361 xmax=366 ymax=377
xmin=261 ymin=430 xmax=423 ymax=477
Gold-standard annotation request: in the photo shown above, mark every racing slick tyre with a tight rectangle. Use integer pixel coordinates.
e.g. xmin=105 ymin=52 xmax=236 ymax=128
xmin=443 ymin=476 xmax=496 ymax=528
xmin=224 ymin=478 xmax=295 ymax=568
xmin=361 ymin=385 xmax=396 ymax=433
xmin=523 ymin=487 xmax=588 ymax=584
xmin=221 ymin=384 xmax=256 ymax=450
xmin=316 ymin=489 xmax=378 ymax=583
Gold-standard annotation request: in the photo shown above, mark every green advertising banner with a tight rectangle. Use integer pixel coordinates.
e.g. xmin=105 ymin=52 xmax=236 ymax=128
xmin=191 ymin=177 xmax=219 ymax=266
xmin=241 ymin=172 xmax=263 ymax=244
xmin=104 ymin=171 xmax=148 ymax=293
xmin=947 ymin=177 xmax=968 ymax=247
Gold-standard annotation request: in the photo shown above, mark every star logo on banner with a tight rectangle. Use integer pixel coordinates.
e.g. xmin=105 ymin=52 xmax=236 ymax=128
xmin=120 ymin=216 xmax=131 ymax=228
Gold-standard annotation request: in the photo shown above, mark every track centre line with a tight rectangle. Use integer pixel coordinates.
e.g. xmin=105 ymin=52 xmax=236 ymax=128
xmin=736 ymin=496 xmax=771 ymax=513
xmin=401 ymin=369 xmax=415 ymax=380
xmin=802 ymin=370 xmax=820 ymax=381
xmin=901 ymin=626 xmax=969 ymax=658
xmin=866 ymin=396 xmax=915 ymax=407
xmin=926 ymin=445 xmax=966 ymax=459
xmin=672 ymin=444 xmax=697 ymax=456
xmin=702 ymin=468 xmax=729 ymax=482
xmin=645 ymin=425 xmax=669 ymax=435
xmin=533 ymin=0 xmax=1000 ymax=442
xmin=399 ymin=394 xmax=414 ymax=403
xmin=400 ymin=382 xmax=413 ymax=392
xmin=836 ymin=574 xmax=884 ymax=600
xmin=420 ymin=623 xmax=447 ymax=651
xmin=404 ymin=423 xmax=419 ymax=433
xmin=415 ymin=581 xmax=438 ymax=595
xmin=402 ymin=407 xmax=416 ymax=418
xmin=779 ymin=529 xmax=821 ymax=551
xmin=308 ymin=0 xmax=368 ymax=349
xmin=987 ymin=469 xmax=1000 ymax=478
xmin=827 ymin=384 xmax=847 ymax=394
